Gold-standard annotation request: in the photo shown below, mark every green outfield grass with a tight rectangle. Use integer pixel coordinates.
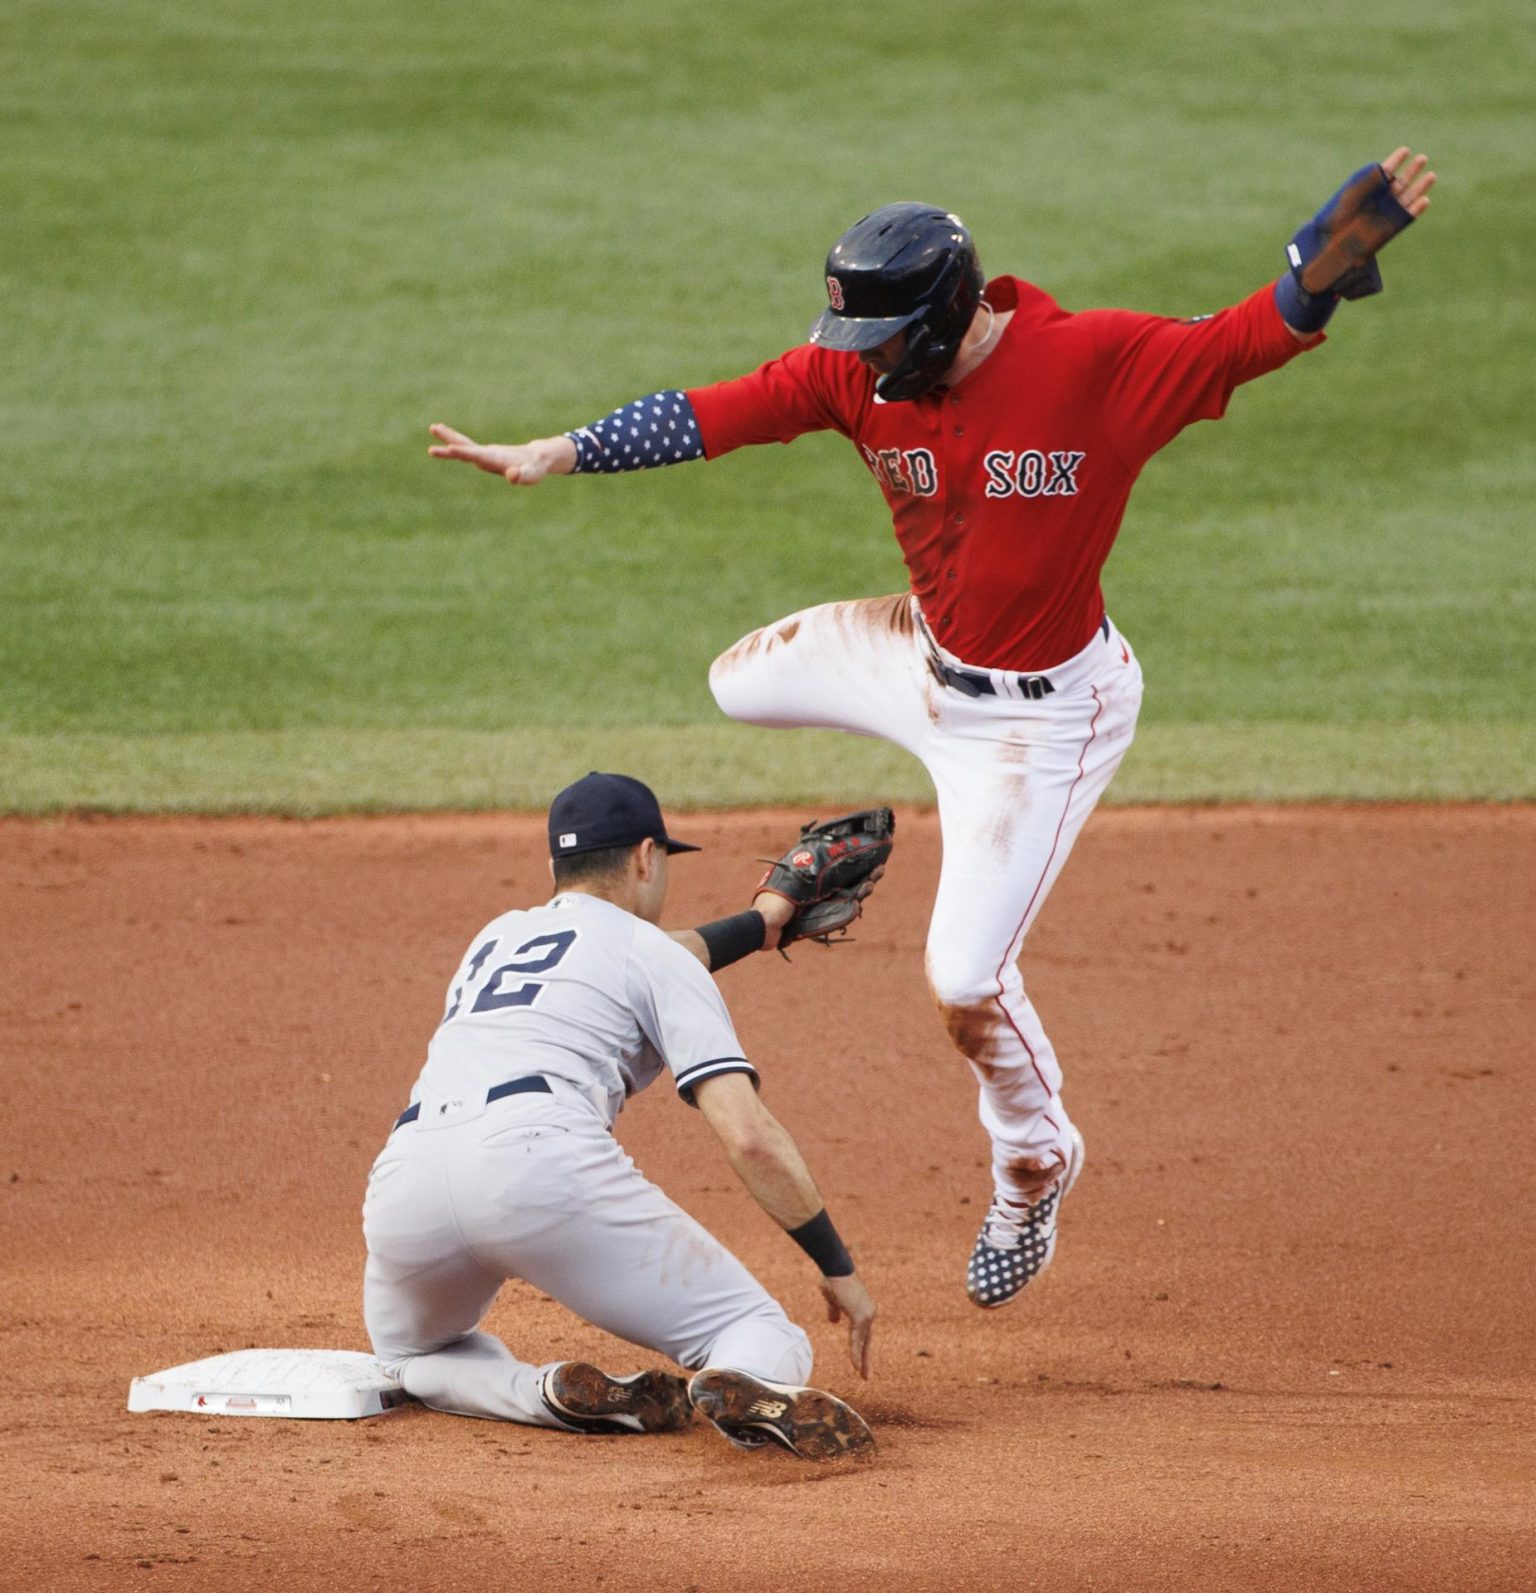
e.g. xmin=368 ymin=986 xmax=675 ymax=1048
xmin=4 ymin=724 xmax=1532 ymax=815
xmin=4 ymin=0 xmax=1532 ymax=810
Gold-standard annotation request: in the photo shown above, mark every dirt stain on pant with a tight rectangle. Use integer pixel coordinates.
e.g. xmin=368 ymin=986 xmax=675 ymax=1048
xmin=1000 ymin=1150 xmax=1065 ymax=1202
xmin=832 ymin=592 xmax=914 ymax=641
xmin=934 ymin=996 xmax=1009 ymax=1080
xmin=980 ymin=768 xmax=1035 ymax=859
xmin=713 ymin=617 xmax=802 ymax=675
xmin=714 ymin=629 xmax=766 ymax=672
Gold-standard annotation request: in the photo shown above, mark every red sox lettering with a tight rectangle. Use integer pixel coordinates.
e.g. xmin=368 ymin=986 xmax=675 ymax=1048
xmin=982 ymin=449 xmax=1085 ymax=499
xmin=860 ymin=445 xmax=938 ymax=496
xmin=860 ymin=446 xmax=1084 ymax=500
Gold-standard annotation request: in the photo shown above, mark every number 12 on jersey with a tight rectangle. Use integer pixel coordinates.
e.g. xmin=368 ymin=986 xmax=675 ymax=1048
xmin=441 ymin=931 xmax=579 ymax=1023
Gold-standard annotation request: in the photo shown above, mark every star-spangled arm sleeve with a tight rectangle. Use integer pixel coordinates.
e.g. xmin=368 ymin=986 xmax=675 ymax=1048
xmin=564 ymin=391 xmax=705 ymax=473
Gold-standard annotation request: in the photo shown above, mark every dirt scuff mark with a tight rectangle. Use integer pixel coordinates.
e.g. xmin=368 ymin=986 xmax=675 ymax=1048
xmin=934 ymin=996 xmax=1010 ymax=1079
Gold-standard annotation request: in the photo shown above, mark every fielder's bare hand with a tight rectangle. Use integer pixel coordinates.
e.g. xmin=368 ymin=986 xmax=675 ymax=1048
xmin=821 ymin=1271 xmax=876 ymax=1380
xmin=428 ymin=424 xmax=576 ymax=485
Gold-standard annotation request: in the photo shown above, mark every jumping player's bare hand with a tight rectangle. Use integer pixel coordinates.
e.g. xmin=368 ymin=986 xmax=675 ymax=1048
xmin=428 ymin=424 xmax=576 ymax=485
xmin=1380 ymin=146 xmax=1436 ymax=217
xmin=821 ymin=1272 xmax=875 ymax=1379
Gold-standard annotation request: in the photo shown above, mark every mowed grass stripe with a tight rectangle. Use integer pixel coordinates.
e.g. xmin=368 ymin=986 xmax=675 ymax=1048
xmin=4 ymin=724 xmax=1532 ymax=815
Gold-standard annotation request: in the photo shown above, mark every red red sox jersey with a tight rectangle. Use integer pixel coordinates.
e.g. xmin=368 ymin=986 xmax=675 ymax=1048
xmin=687 ymin=277 xmax=1318 ymax=673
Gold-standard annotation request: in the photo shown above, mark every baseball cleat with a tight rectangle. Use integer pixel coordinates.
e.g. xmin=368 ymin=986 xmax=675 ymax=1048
xmin=687 ymin=1368 xmax=875 ymax=1462
xmin=540 ymin=1361 xmax=693 ymax=1435
xmin=966 ymin=1127 xmax=1085 ymax=1309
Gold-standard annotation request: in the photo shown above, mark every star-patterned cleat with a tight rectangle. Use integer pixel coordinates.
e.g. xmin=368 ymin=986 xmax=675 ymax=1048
xmin=966 ymin=1127 xmax=1085 ymax=1309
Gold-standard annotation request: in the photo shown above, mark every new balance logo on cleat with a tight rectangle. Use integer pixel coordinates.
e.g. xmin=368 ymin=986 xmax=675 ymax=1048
xmin=688 ymin=1369 xmax=875 ymax=1462
xmin=965 ymin=1127 xmax=1085 ymax=1309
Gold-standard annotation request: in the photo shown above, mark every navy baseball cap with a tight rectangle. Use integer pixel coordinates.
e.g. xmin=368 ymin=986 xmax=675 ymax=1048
xmin=547 ymin=772 xmax=701 ymax=859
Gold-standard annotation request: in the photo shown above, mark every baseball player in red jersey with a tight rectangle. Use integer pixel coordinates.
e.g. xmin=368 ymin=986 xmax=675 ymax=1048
xmin=429 ymin=149 xmax=1434 ymax=1308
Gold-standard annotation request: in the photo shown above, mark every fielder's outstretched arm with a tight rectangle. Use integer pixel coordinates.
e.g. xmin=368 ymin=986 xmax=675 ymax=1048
xmin=694 ymin=1069 xmax=876 ymax=1379
xmin=670 ymin=892 xmax=795 ymax=967
xmin=670 ymin=813 xmax=892 ymax=969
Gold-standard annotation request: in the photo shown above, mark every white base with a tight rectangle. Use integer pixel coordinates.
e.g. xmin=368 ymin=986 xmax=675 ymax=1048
xmin=128 ymin=1348 xmax=406 ymax=1420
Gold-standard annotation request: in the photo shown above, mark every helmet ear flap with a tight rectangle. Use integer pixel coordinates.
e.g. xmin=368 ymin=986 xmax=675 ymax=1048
xmin=875 ymin=325 xmax=937 ymax=403
xmin=873 ymin=247 xmax=983 ymax=402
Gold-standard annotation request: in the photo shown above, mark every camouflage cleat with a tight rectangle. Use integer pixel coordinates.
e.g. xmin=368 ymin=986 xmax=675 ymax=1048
xmin=541 ymin=1361 xmax=693 ymax=1434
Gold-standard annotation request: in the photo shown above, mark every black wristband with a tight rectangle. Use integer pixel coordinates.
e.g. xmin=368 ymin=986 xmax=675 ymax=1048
xmin=696 ymin=910 xmax=766 ymax=971
xmin=787 ymin=1208 xmax=855 ymax=1278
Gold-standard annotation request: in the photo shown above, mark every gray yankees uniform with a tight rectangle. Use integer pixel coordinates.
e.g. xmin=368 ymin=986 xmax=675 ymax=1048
xmin=362 ymin=889 xmax=813 ymax=1427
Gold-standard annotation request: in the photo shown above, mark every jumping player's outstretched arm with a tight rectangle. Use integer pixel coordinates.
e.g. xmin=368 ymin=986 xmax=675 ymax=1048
xmin=428 ymin=425 xmax=577 ymax=484
xmin=694 ymin=1070 xmax=876 ymax=1379
xmin=429 ymin=147 xmax=1436 ymax=486
xmin=429 ymin=389 xmax=712 ymax=485
xmin=430 ymin=347 xmax=843 ymax=484
xmin=1097 ymin=145 xmax=1436 ymax=468
xmin=1271 ymin=146 xmax=1435 ymax=340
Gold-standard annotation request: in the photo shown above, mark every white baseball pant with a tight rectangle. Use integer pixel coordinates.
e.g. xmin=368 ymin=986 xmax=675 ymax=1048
xmin=710 ymin=594 xmax=1143 ymax=1203
xmin=362 ymin=1082 xmax=812 ymax=1426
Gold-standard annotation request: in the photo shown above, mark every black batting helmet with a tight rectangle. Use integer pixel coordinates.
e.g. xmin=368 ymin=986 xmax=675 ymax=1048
xmin=809 ymin=203 xmax=985 ymax=402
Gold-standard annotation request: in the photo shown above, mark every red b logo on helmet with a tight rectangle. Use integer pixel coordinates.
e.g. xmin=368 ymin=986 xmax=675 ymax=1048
xmin=826 ymin=275 xmax=845 ymax=311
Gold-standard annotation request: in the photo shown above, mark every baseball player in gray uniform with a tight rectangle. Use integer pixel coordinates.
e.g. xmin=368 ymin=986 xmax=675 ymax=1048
xmin=362 ymin=772 xmax=877 ymax=1460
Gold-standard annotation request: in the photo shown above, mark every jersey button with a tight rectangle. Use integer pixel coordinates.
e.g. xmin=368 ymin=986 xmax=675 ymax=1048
xmin=953 ymin=426 xmax=964 ymax=438
xmin=946 ymin=569 xmax=957 ymax=581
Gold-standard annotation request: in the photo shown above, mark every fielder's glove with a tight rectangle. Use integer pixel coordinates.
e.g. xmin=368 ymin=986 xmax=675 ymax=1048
xmin=757 ymin=809 xmax=895 ymax=950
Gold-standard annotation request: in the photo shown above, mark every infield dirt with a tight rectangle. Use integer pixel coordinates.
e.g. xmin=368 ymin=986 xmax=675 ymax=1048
xmin=4 ymin=807 xmax=1532 ymax=1592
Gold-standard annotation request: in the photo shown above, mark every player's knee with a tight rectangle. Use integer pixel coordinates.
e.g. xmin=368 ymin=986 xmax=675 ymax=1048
xmin=768 ymin=1319 xmax=814 ymax=1386
xmin=760 ymin=1319 xmax=813 ymax=1386
xmin=707 ymin=633 xmax=762 ymax=720
xmin=924 ymin=946 xmax=996 ymax=1014
xmin=925 ymin=952 xmax=1010 ymax=1059
xmin=698 ymin=1304 xmax=812 ymax=1387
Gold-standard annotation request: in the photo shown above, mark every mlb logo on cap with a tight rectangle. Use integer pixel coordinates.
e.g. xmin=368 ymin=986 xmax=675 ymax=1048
xmin=547 ymin=773 xmax=701 ymax=859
